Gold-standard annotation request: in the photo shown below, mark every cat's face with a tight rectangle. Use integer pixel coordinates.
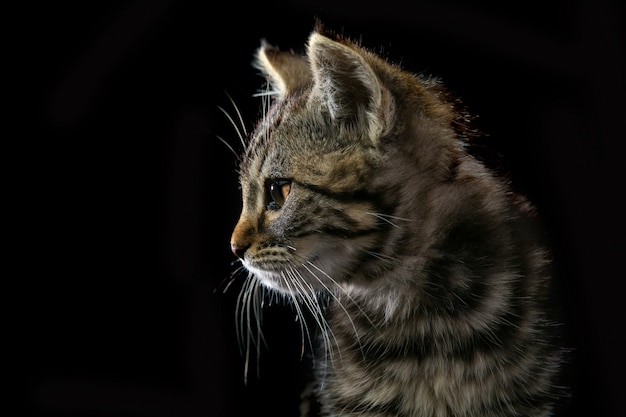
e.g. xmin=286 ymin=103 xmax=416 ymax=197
xmin=231 ymin=94 xmax=384 ymax=294
xmin=230 ymin=33 xmax=400 ymax=295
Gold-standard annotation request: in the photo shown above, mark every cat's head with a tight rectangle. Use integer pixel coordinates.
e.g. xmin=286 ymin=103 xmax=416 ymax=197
xmin=230 ymin=28 xmax=462 ymax=295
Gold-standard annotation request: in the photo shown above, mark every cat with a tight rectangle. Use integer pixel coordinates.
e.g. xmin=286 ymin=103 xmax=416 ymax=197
xmin=228 ymin=24 xmax=567 ymax=417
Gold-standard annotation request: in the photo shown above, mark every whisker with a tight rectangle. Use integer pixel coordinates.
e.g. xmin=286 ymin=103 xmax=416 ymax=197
xmin=304 ymin=261 xmax=379 ymax=332
xmin=282 ymin=269 xmax=317 ymax=360
xmin=214 ymin=262 xmax=245 ymax=294
xmin=287 ymin=266 xmax=337 ymax=368
xmin=234 ymin=274 xmax=250 ymax=350
xmin=300 ymin=262 xmax=368 ymax=360
xmin=364 ymin=211 xmax=412 ymax=228
xmin=363 ymin=250 xmax=400 ymax=265
xmin=217 ymin=105 xmax=247 ymax=149
xmin=224 ymin=90 xmax=248 ymax=139
xmin=216 ymin=134 xmax=240 ymax=159
xmin=234 ymin=273 xmax=267 ymax=385
xmin=253 ymin=90 xmax=280 ymax=97
xmin=235 ymin=274 xmax=251 ymax=380
xmin=251 ymin=278 xmax=266 ymax=379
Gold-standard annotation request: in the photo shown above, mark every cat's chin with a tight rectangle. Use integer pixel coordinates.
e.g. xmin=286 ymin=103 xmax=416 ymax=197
xmin=242 ymin=264 xmax=291 ymax=293
xmin=242 ymin=258 xmax=339 ymax=295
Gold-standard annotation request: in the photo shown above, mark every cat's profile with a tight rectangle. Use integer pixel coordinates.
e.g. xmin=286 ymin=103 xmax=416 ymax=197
xmin=228 ymin=24 xmax=567 ymax=417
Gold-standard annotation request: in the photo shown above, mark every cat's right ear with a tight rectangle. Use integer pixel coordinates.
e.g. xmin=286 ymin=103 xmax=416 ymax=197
xmin=254 ymin=40 xmax=312 ymax=99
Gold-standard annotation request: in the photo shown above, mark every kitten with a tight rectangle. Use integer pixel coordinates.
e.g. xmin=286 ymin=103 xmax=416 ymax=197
xmin=228 ymin=24 xmax=566 ymax=417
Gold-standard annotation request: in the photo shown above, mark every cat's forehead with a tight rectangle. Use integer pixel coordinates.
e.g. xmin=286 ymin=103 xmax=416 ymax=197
xmin=243 ymin=98 xmax=325 ymax=170
xmin=240 ymin=81 xmax=380 ymax=193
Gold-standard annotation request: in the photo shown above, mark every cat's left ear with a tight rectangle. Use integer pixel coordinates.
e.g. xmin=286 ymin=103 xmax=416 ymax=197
xmin=255 ymin=40 xmax=312 ymax=99
xmin=307 ymin=32 xmax=393 ymax=144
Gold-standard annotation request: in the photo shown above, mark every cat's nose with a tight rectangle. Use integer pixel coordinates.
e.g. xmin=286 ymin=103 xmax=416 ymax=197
xmin=230 ymin=242 xmax=250 ymax=259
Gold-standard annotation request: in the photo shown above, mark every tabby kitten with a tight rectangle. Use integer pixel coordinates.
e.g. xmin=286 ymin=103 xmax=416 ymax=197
xmin=229 ymin=26 xmax=566 ymax=417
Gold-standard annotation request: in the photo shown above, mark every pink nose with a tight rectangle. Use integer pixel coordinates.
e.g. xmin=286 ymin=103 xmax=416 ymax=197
xmin=230 ymin=242 xmax=250 ymax=259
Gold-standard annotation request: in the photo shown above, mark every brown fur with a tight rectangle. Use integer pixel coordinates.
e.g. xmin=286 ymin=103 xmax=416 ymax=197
xmin=230 ymin=26 xmax=566 ymax=417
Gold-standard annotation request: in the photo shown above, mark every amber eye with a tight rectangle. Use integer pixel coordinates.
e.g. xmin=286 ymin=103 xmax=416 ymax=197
xmin=267 ymin=180 xmax=291 ymax=210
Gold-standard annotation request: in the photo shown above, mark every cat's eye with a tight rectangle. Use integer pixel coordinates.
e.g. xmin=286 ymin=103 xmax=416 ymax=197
xmin=267 ymin=180 xmax=291 ymax=210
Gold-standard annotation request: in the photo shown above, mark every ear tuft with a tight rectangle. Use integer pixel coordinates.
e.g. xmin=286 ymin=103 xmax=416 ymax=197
xmin=254 ymin=40 xmax=312 ymax=99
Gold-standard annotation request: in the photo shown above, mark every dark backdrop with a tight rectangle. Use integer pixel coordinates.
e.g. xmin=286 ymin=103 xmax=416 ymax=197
xmin=18 ymin=1 xmax=624 ymax=416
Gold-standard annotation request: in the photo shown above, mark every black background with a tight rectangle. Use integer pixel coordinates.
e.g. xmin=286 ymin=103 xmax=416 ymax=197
xmin=17 ymin=1 xmax=625 ymax=416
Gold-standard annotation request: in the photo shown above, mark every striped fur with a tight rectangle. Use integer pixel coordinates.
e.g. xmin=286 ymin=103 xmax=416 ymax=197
xmin=230 ymin=25 xmax=566 ymax=417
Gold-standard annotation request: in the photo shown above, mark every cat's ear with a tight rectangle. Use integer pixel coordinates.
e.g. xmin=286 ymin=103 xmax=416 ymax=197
xmin=254 ymin=40 xmax=312 ymax=99
xmin=307 ymin=32 xmax=392 ymax=143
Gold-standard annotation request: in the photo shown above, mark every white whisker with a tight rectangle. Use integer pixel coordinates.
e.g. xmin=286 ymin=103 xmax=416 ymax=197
xmin=287 ymin=266 xmax=338 ymax=369
xmin=217 ymin=105 xmax=246 ymax=149
xmin=234 ymin=273 xmax=268 ymax=385
xmin=280 ymin=270 xmax=315 ymax=359
xmin=304 ymin=261 xmax=379 ymax=332
xmin=365 ymin=211 xmax=412 ymax=228
xmin=300 ymin=262 xmax=371 ymax=362
xmin=235 ymin=274 xmax=252 ymax=382
xmin=216 ymin=134 xmax=240 ymax=159
xmin=253 ymin=90 xmax=280 ymax=97
xmin=218 ymin=263 xmax=244 ymax=294
xmin=364 ymin=250 xmax=400 ymax=265
xmin=224 ymin=90 xmax=248 ymax=139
